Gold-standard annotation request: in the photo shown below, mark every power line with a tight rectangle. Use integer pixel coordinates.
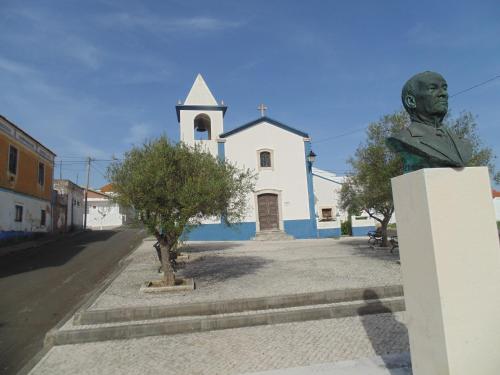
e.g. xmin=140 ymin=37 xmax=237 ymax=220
xmin=450 ymin=75 xmax=500 ymax=98
xmin=313 ymin=126 xmax=367 ymax=144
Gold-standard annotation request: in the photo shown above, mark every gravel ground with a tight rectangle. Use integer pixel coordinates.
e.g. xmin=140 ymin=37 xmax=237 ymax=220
xmin=89 ymin=237 xmax=402 ymax=310
xmin=30 ymin=312 xmax=409 ymax=375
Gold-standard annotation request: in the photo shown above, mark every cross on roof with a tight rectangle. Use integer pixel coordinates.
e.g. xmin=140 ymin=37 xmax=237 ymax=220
xmin=257 ymin=103 xmax=268 ymax=117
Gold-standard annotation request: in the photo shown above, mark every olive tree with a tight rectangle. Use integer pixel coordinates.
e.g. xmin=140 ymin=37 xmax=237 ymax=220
xmin=107 ymin=136 xmax=255 ymax=285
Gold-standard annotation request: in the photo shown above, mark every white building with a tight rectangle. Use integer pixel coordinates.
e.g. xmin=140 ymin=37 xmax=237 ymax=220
xmin=53 ymin=179 xmax=84 ymax=231
xmin=494 ymin=190 xmax=500 ymax=221
xmin=85 ymin=188 xmax=134 ymax=230
xmin=176 ymin=75 xmax=375 ymax=240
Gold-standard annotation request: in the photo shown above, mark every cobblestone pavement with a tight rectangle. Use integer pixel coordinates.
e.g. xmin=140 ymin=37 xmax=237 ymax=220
xmin=30 ymin=312 xmax=409 ymax=375
xmin=90 ymin=238 xmax=402 ymax=310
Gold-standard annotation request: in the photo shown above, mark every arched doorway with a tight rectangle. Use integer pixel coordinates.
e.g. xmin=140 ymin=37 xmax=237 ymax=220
xmin=257 ymin=193 xmax=279 ymax=230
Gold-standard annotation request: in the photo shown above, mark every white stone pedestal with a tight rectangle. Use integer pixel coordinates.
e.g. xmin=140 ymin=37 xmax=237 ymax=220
xmin=391 ymin=167 xmax=500 ymax=375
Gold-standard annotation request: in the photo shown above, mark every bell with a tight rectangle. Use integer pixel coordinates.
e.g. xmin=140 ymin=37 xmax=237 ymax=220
xmin=196 ymin=124 xmax=207 ymax=132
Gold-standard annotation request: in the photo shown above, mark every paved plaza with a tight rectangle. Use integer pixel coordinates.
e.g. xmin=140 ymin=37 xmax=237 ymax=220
xmin=28 ymin=237 xmax=410 ymax=375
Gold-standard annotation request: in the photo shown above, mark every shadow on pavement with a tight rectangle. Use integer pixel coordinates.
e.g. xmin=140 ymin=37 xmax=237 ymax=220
xmin=181 ymin=254 xmax=269 ymax=282
xmin=181 ymin=242 xmax=243 ymax=253
xmin=358 ymin=289 xmax=411 ymax=374
xmin=0 ymin=230 xmax=118 ymax=278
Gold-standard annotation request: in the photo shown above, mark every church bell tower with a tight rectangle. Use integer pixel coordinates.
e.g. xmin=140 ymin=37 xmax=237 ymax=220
xmin=176 ymin=74 xmax=227 ymax=157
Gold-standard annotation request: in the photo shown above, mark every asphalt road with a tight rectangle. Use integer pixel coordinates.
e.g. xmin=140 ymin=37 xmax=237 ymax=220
xmin=0 ymin=227 xmax=146 ymax=375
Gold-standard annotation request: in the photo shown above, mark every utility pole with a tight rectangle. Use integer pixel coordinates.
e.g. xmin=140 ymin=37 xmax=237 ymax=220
xmin=83 ymin=157 xmax=91 ymax=230
xmin=59 ymin=160 xmax=62 ymax=180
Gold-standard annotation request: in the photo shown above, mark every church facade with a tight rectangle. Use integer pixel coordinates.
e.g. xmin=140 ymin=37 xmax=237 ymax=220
xmin=177 ymin=75 xmax=352 ymax=240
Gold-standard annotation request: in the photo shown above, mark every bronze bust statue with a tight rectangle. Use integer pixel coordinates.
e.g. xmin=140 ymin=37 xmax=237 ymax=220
xmin=387 ymin=71 xmax=472 ymax=172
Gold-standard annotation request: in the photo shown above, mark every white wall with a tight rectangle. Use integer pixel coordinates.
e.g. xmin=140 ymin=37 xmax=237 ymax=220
xmin=351 ymin=214 xmax=376 ymax=228
xmin=86 ymin=198 xmax=124 ymax=229
xmin=179 ymin=110 xmax=224 ymax=157
xmin=313 ymin=173 xmax=346 ymax=221
xmin=224 ymin=121 xmax=310 ymax=224
xmin=0 ymin=190 xmax=51 ymax=233
xmin=494 ymin=198 xmax=500 ymax=221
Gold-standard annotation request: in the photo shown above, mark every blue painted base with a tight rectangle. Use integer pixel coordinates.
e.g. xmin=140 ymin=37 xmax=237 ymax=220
xmin=0 ymin=231 xmax=34 ymax=241
xmin=318 ymin=228 xmax=341 ymax=238
xmin=283 ymin=219 xmax=316 ymax=239
xmin=183 ymin=222 xmax=256 ymax=241
xmin=352 ymin=226 xmax=376 ymax=237
xmin=182 ymin=219 xmax=319 ymax=241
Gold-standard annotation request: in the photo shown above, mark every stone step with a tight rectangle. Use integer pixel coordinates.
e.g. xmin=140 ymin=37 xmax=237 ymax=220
xmin=252 ymin=230 xmax=294 ymax=241
xmin=75 ymin=285 xmax=403 ymax=325
xmin=45 ymin=287 xmax=405 ymax=346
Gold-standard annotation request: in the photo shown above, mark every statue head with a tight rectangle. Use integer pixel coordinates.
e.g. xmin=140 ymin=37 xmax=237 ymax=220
xmin=402 ymin=71 xmax=448 ymax=126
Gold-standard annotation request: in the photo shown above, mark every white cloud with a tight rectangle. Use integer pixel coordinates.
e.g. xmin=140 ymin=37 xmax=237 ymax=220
xmin=123 ymin=123 xmax=153 ymax=145
xmin=0 ymin=57 xmax=37 ymax=76
xmin=99 ymin=12 xmax=243 ymax=34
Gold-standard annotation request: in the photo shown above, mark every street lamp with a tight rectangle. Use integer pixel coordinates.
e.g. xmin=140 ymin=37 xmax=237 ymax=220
xmin=307 ymin=150 xmax=316 ymax=171
xmin=307 ymin=150 xmax=317 ymax=163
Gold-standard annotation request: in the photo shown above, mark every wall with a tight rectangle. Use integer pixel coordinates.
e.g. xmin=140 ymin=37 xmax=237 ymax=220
xmin=494 ymin=198 xmax=500 ymax=221
xmin=86 ymin=198 xmax=124 ymax=229
xmin=225 ymin=122 xmax=311 ymax=224
xmin=351 ymin=215 xmax=376 ymax=236
xmin=179 ymin=110 xmax=224 ymax=157
xmin=0 ymin=121 xmax=54 ymax=202
xmin=0 ymin=188 xmax=52 ymax=239
xmin=317 ymin=219 xmax=341 ymax=238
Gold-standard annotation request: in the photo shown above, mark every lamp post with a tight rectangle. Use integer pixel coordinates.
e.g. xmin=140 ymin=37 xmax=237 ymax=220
xmin=307 ymin=150 xmax=316 ymax=171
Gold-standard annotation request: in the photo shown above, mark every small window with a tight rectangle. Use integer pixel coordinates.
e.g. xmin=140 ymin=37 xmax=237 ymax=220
xmin=38 ymin=163 xmax=45 ymax=186
xmin=41 ymin=210 xmax=46 ymax=226
xmin=321 ymin=208 xmax=333 ymax=221
xmin=260 ymin=151 xmax=271 ymax=168
xmin=15 ymin=205 xmax=23 ymax=222
xmin=9 ymin=145 xmax=18 ymax=175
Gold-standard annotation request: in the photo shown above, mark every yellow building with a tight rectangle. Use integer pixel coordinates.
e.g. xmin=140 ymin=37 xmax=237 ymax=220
xmin=0 ymin=115 xmax=56 ymax=239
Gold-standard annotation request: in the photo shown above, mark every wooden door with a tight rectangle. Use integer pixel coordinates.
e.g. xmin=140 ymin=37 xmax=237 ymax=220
xmin=257 ymin=194 xmax=279 ymax=230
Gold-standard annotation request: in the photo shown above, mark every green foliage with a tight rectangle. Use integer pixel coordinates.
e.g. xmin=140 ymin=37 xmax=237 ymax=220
xmin=445 ymin=111 xmax=500 ymax=183
xmin=107 ymin=136 xmax=255 ymax=248
xmin=341 ymin=220 xmax=352 ymax=236
xmin=339 ymin=109 xmax=498 ymax=245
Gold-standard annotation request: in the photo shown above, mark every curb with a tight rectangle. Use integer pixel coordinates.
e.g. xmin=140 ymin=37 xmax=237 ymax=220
xmin=75 ymin=284 xmax=404 ymax=325
xmin=45 ymin=297 xmax=405 ymax=346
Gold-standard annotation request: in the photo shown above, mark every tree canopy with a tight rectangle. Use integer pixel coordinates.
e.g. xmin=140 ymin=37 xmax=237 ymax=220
xmin=107 ymin=136 xmax=255 ymax=284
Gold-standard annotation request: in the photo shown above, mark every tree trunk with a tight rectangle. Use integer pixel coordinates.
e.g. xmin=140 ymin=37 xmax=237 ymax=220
xmin=380 ymin=219 xmax=390 ymax=248
xmin=159 ymin=242 xmax=176 ymax=286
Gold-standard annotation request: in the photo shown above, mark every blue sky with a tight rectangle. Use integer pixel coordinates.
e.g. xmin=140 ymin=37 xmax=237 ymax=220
xmin=1 ymin=0 xmax=499 ymax=189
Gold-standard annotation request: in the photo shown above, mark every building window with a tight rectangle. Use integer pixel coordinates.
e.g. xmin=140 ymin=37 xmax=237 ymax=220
xmin=259 ymin=151 xmax=271 ymax=168
xmin=9 ymin=145 xmax=18 ymax=175
xmin=41 ymin=210 xmax=46 ymax=226
xmin=15 ymin=205 xmax=23 ymax=222
xmin=321 ymin=208 xmax=333 ymax=221
xmin=38 ymin=162 xmax=45 ymax=186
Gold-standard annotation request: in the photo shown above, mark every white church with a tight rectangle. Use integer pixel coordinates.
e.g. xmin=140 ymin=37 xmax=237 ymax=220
xmin=177 ymin=75 xmax=375 ymax=240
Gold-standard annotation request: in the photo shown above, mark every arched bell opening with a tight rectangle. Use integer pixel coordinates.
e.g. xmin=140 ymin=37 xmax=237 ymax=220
xmin=194 ymin=113 xmax=212 ymax=140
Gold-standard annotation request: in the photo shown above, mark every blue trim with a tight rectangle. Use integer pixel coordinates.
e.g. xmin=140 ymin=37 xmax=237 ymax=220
xmin=220 ymin=117 xmax=309 ymax=138
xmin=0 ymin=231 xmax=34 ymax=241
xmin=304 ymin=141 xmax=318 ymax=237
xmin=352 ymin=226 xmax=376 ymax=237
xmin=0 ymin=186 xmax=51 ymax=204
xmin=176 ymin=105 xmax=227 ymax=122
xmin=217 ymin=141 xmax=225 ymax=161
xmin=282 ymin=219 xmax=315 ymax=239
xmin=182 ymin=222 xmax=256 ymax=241
xmin=318 ymin=228 xmax=341 ymax=238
